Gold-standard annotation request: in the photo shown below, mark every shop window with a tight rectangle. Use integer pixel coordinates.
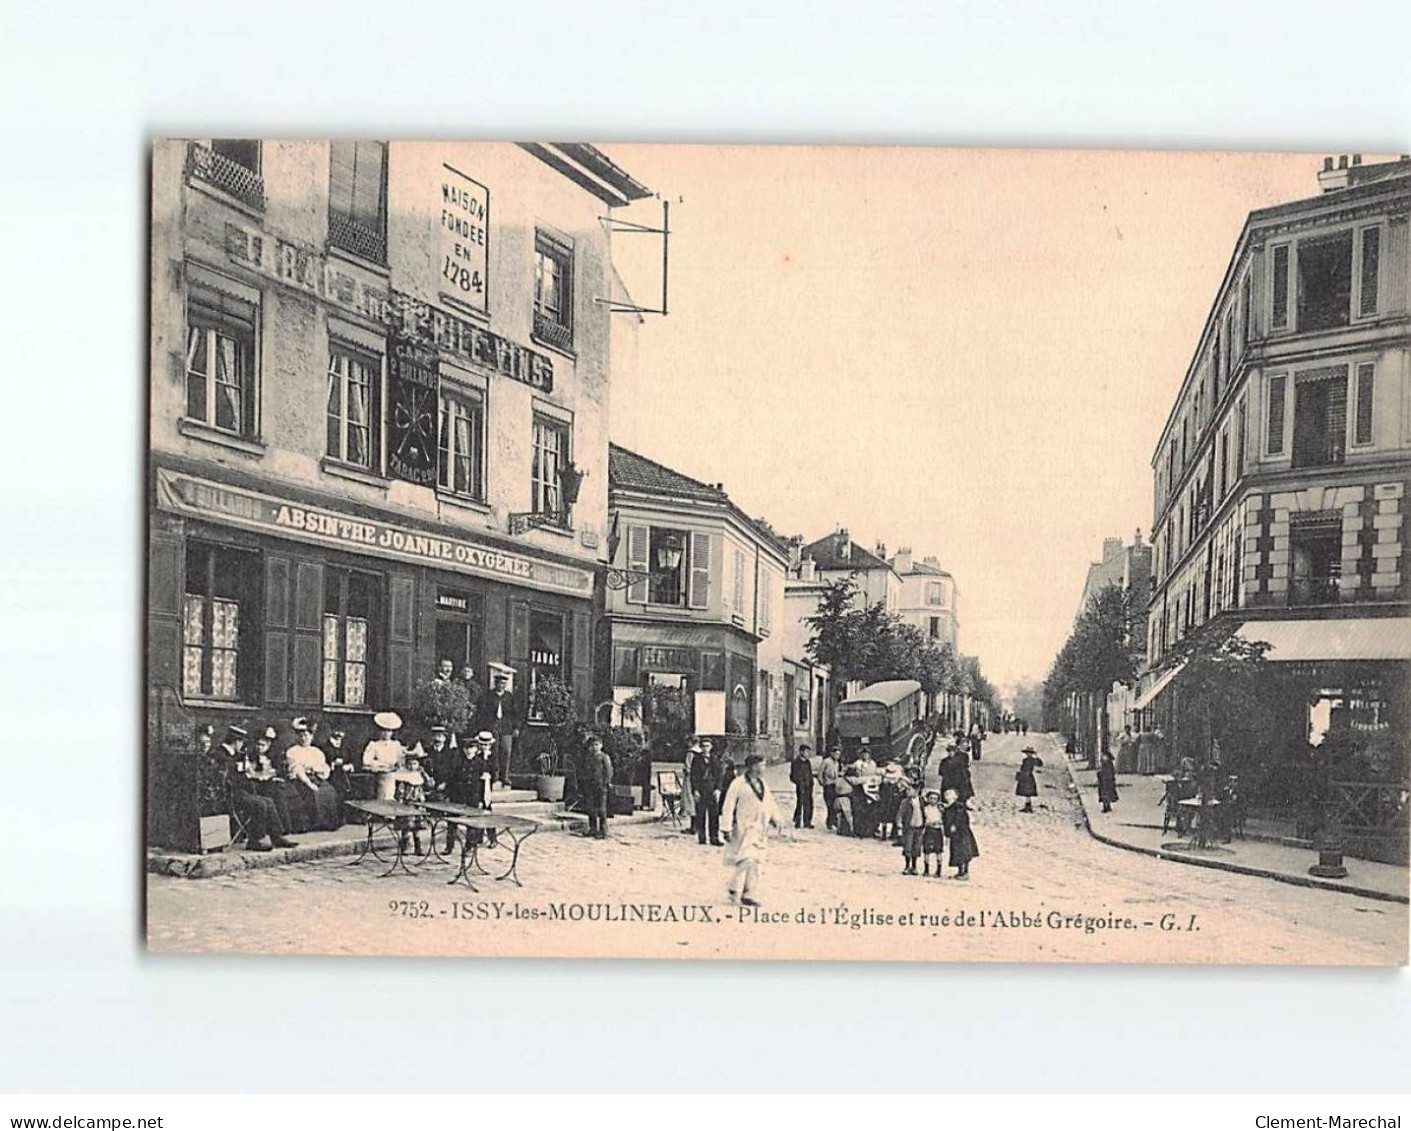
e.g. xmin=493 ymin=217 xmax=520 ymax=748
xmin=438 ymin=387 xmax=484 ymax=499
xmin=527 ymin=610 xmax=565 ymax=721
xmin=183 ymin=543 xmax=258 ymax=701
xmin=328 ymin=140 xmax=387 ymax=264
xmin=797 ymin=691 xmax=809 ymax=728
xmin=700 ymin=651 xmax=726 ymax=692
xmin=323 ymin=569 xmax=377 ymax=706
xmin=531 ymin=415 xmax=571 ymax=524
xmin=186 ymin=282 xmax=258 ymax=438
xmin=533 ymin=230 xmax=573 ymax=351
xmin=612 ymin=646 xmax=639 ymax=687
xmin=1296 ymin=230 xmax=1353 ymax=332
xmin=1290 ymin=516 xmax=1342 ymax=607
xmin=326 ymin=344 xmax=381 ymax=471
xmin=1354 ymin=363 xmax=1375 ymax=447
xmin=1291 ymin=368 xmax=1347 ymax=470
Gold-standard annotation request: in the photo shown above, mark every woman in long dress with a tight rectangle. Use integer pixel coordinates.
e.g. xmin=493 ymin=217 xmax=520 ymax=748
xmin=361 ymin=711 xmax=407 ymax=800
xmin=285 ymin=717 xmax=344 ymax=830
xmin=941 ymin=788 xmax=979 ymax=880
xmin=1096 ymin=752 xmax=1120 ymax=813
xmin=719 ymin=754 xmax=783 ymax=907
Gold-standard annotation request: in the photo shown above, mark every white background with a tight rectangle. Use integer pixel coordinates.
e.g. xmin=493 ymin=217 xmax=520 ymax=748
xmin=1 ymin=0 xmax=1408 ymax=1094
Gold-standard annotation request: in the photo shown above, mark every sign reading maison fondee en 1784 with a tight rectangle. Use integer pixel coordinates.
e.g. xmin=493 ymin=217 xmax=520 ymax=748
xmin=221 ymin=219 xmax=551 ymax=393
xmin=438 ymin=164 xmax=490 ymax=314
xmin=386 ymin=335 xmax=439 ymax=487
xmin=155 ymin=468 xmax=594 ymax=598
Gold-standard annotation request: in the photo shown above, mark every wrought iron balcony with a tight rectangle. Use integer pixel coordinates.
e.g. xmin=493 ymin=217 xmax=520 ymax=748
xmin=532 ymin=310 xmax=573 ymax=353
xmin=186 ymin=143 xmax=265 ymax=211
xmin=327 ymin=210 xmax=387 ymax=266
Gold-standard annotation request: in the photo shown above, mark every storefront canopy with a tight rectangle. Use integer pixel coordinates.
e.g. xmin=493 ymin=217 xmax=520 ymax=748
xmin=1131 ymin=661 xmax=1186 ymax=710
xmin=1233 ymin=617 xmax=1411 ymax=663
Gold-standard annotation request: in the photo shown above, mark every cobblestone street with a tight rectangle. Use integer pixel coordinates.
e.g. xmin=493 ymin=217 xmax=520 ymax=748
xmin=147 ymin=734 xmax=1408 ymax=963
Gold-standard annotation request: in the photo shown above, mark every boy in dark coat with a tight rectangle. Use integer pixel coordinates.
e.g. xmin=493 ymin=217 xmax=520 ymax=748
xmin=942 ymin=788 xmax=979 ymax=880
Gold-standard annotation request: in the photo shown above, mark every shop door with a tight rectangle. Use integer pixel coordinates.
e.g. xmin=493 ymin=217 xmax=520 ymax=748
xmin=436 ymin=618 xmax=482 ymax=679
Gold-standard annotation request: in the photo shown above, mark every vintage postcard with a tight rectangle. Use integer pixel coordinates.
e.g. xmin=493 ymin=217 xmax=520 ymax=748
xmin=144 ymin=141 xmax=1410 ymax=962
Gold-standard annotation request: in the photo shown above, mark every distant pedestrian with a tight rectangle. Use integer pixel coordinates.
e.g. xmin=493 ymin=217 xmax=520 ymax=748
xmin=942 ymin=789 xmax=979 ymax=880
xmin=896 ymin=783 xmax=925 ymax=875
xmin=969 ymin=722 xmax=984 ymax=762
xmin=938 ymin=744 xmax=974 ymax=802
xmin=1097 ymin=751 xmax=1119 ymax=814
xmin=1015 ymin=745 xmax=1044 ymax=814
xmin=790 ymin=744 xmax=815 ymax=828
xmin=819 ymin=745 xmax=840 ymax=829
xmin=921 ymin=789 xmax=945 ymax=877
xmin=719 ymin=754 xmax=784 ymax=907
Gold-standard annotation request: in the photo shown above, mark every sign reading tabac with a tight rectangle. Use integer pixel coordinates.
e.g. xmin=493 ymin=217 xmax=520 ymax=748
xmin=439 ymin=165 xmax=489 ymax=314
xmin=386 ymin=336 xmax=439 ymax=487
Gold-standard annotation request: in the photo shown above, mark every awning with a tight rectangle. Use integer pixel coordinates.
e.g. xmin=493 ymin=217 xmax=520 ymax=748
xmin=1233 ymin=618 xmax=1411 ymax=663
xmin=1132 ymin=661 xmax=1186 ymax=710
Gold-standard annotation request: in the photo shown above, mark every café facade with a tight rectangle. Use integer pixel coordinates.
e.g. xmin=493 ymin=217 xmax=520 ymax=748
xmin=147 ymin=140 xmax=653 ymax=767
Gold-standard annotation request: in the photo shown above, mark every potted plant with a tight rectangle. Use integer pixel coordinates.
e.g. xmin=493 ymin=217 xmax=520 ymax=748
xmin=533 ymin=673 xmax=579 ymax=802
xmin=603 ymin=726 xmax=649 ymax=809
xmin=408 ymin=674 xmax=474 ymax=737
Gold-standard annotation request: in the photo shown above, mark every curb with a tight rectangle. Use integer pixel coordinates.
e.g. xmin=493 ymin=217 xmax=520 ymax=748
xmin=1054 ymin=738 xmax=1409 ymax=906
xmin=148 ymin=808 xmax=663 ymax=880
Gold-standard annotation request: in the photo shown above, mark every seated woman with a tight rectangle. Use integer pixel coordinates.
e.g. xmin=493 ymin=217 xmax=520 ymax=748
xmin=248 ymin=725 xmax=311 ymax=834
xmin=285 ymin=717 xmax=344 ymax=830
xmin=361 ymin=712 xmax=407 ymax=800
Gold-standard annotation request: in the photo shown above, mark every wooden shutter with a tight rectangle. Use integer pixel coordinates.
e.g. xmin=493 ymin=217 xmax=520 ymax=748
xmin=388 ymin=572 xmax=415 ymax=708
xmin=1359 ymin=228 xmax=1380 ymax=317
xmin=1267 ymin=375 xmax=1286 ymax=455
xmin=626 ymin=524 xmax=649 ymax=604
xmin=508 ymin=600 xmax=530 ymax=666
xmin=571 ymin=610 xmax=592 ymax=716
xmin=1271 ymin=245 xmax=1289 ymax=329
xmin=688 ymin=531 xmax=710 ymax=609
xmin=147 ymin=525 xmax=185 ymax=691
xmin=329 ymin=141 xmax=356 ymax=217
xmin=1355 ymin=363 xmax=1375 ymax=445
xmin=264 ymin=554 xmax=290 ymax=704
xmin=291 ymin=560 xmax=324 ymax=704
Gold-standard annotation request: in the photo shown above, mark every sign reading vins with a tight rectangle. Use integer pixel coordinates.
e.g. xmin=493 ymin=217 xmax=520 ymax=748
xmin=387 ymin=336 xmax=439 ymax=486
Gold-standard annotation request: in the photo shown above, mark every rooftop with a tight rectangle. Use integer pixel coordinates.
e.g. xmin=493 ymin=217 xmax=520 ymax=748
xmin=802 ymin=531 xmax=894 ymax=573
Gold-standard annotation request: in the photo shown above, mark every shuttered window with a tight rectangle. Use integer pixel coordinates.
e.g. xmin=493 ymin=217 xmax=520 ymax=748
xmin=689 ymin=531 xmax=711 ymax=609
xmin=1355 ymin=363 xmax=1375 ymax=446
xmin=1266 ymin=375 xmax=1287 ymax=456
xmin=626 ymin=524 xmax=649 ymax=604
xmin=1359 ymin=227 xmax=1380 ymax=317
xmin=1270 ymin=244 xmax=1289 ymax=330
xmin=731 ymin=548 xmax=746 ymax=616
xmin=328 ymin=141 xmax=388 ymax=264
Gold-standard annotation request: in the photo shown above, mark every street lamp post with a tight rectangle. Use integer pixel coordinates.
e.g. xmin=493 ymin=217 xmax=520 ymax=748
xmin=1309 ymin=753 xmax=1348 ymax=879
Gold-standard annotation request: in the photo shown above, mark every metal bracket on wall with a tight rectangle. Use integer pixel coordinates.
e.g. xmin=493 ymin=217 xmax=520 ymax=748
xmin=604 ymin=567 xmax=652 ymax=591
xmin=596 ymin=198 xmax=672 ymax=316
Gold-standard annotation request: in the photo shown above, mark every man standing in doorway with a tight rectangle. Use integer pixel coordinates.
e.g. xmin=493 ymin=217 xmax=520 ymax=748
xmin=480 ymin=672 xmax=520 ymax=791
xmin=790 ymin=743 xmax=815 ymax=829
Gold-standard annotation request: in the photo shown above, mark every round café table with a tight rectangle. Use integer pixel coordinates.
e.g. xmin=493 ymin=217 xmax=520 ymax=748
xmin=444 ymin=812 xmax=539 ymax=891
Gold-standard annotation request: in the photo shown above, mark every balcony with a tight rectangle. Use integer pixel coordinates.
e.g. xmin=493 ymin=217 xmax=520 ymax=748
xmin=1289 ymin=576 xmax=1341 ymax=607
xmin=327 ymin=210 xmax=387 ymax=266
xmin=186 ymin=143 xmax=265 ymax=212
xmin=532 ymin=310 xmax=573 ymax=353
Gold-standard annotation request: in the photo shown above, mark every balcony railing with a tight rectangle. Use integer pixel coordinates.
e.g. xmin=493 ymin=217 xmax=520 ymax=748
xmin=1291 ymin=437 xmax=1346 ymax=470
xmin=1289 ymin=576 xmax=1341 ymax=606
xmin=186 ymin=143 xmax=265 ymax=211
xmin=532 ymin=310 xmax=573 ymax=353
xmin=327 ymin=210 xmax=387 ymax=266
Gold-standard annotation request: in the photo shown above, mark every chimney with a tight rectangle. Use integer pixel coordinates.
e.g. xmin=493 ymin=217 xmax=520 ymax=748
xmin=836 ymin=527 xmax=850 ymax=560
xmin=1102 ymin=537 xmax=1123 ymax=562
xmin=874 ymin=540 xmax=887 ymax=560
xmin=801 ymin=555 xmax=817 ymax=582
xmin=787 ymin=534 xmax=804 ymax=571
xmin=922 ymin=555 xmax=939 ymax=567
xmin=1318 ymin=154 xmax=1351 ymax=193
xmin=893 ymin=546 xmax=913 ymax=573
xmin=1133 ymin=527 xmax=1144 ymax=547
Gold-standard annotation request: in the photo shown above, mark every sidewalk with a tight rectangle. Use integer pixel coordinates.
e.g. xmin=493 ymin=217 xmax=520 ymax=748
xmin=1054 ymin=736 xmax=1409 ymax=905
xmin=148 ymin=797 xmax=663 ymax=880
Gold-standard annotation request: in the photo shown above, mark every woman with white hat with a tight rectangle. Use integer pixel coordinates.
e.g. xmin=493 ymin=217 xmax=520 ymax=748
xmin=361 ymin=711 xmax=406 ymax=800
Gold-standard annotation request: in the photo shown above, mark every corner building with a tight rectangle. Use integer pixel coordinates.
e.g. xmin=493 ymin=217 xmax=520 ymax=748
xmin=147 ymin=140 xmax=651 ymax=758
xmin=1141 ymin=157 xmax=1410 ymax=803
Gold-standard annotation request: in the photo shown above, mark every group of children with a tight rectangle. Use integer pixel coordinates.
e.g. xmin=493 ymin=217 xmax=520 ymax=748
xmin=894 ymin=782 xmax=979 ymax=880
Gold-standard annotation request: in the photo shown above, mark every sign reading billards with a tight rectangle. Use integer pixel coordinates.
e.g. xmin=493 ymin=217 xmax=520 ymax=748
xmin=388 ymin=336 xmax=438 ymax=486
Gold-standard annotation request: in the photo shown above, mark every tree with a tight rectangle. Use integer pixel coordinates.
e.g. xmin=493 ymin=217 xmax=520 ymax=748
xmin=1041 ymin=583 xmax=1140 ymax=754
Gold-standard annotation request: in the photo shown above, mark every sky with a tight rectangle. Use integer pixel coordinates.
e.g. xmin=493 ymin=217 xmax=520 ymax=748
xmin=599 ymin=146 xmax=1328 ymax=690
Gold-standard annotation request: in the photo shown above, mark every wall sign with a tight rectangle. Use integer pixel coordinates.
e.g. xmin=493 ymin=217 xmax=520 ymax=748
xmin=439 ymin=164 xmax=489 ymax=314
xmin=156 ymin=468 xmax=594 ymax=598
xmin=640 ymin=645 xmax=695 ymax=672
xmin=387 ymin=336 xmax=438 ymax=486
xmin=221 ymin=219 xmax=552 ymax=393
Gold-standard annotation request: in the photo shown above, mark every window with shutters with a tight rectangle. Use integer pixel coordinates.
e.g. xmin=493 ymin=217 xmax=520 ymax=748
xmin=328 ymin=140 xmax=388 ymax=265
xmin=326 ymin=343 xmax=381 ymax=471
xmin=1270 ymin=244 xmax=1290 ymax=330
xmin=527 ymin=610 xmax=565 ymax=722
xmin=1266 ymin=374 xmax=1287 ymax=456
xmin=1296 ymin=231 xmax=1354 ymax=332
xmin=625 ymin=525 xmax=711 ymax=609
xmin=323 ymin=569 xmax=378 ymax=707
xmin=533 ymin=230 xmax=574 ymax=352
xmin=1358 ymin=227 xmax=1380 ymax=318
xmin=437 ymin=386 xmax=485 ymax=499
xmin=186 ymin=281 xmax=258 ymax=439
xmin=1291 ymin=367 xmax=1348 ymax=469
xmin=647 ymin=526 xmax=688 ymax=606
xmin=531 ymin=415 xmax=570 ymax=524
xmin=183 ymin=542 xmax=259 ymax=702
xmin=1353 ymin=363 xmax=1376 ymax=447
